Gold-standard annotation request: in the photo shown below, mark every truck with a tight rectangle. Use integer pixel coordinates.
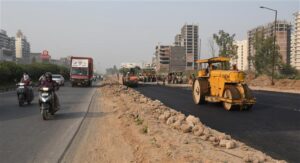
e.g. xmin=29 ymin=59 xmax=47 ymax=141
xmin=70 ymin=56 xmax=93 ymax=87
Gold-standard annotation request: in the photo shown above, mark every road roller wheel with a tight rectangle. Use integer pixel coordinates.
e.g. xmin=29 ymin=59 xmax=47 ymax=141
xmin=223 ymin=86 xmax=241 ymax=111
xmin=192 ymin=79 xmax=207 ymax=105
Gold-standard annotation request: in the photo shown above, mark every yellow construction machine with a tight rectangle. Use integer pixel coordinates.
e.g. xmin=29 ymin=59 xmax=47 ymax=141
xmin=192 ymin=57 xmax=256 ymax=110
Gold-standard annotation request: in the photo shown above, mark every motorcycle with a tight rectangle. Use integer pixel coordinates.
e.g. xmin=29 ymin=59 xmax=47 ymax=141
xmin=39 ymin=86 xmax=59 ymax=120
xmin=16 ymin=83 xmax=34 ymax=106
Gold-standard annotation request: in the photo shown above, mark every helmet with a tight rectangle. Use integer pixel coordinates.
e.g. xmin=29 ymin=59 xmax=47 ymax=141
xmin=45 ymin=72 xmax=52 ymax=81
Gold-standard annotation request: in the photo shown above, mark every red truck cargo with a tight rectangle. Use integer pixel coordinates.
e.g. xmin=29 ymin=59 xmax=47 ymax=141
xmin=70 ymin=56 xmax=93 ymax=87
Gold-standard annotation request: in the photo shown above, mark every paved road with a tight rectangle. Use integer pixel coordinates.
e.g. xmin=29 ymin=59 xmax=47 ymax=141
xmin=0 ymin=83 xmax=97 ymax=163
xmin=136 ymin=85 xmax=300 ymax=163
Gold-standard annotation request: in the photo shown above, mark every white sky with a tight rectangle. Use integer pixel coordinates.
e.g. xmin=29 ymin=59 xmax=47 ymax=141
xmin=1 ymin=0 xmax=299 ymax=72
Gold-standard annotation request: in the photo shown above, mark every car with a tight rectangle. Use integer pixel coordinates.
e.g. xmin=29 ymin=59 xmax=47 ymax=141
xmin=52 ymin=74 xmax=65 ymax=86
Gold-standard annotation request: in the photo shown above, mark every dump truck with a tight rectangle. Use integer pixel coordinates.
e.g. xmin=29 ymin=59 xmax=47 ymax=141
xmin=70 ymin=56 xmax=93 ymax=87
xmin=192 ymin=57 xmax=256 ymax=110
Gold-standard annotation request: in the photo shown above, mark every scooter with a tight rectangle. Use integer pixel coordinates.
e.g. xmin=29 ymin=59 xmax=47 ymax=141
xmin=38 ymin=86 xmax=59 ymax=120
xmin=16 ymin=83 xmax=34 ymax=106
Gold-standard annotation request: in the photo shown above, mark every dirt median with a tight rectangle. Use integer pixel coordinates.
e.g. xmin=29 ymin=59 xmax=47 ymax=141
xmin=62 ymin=79 xmax=285 ymax=163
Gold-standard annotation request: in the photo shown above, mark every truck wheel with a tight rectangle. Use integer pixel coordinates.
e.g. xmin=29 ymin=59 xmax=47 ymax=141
xmin=192 ymin=79 xmax=207 ymax=105
xmin=223 ymin=86 xmax=241 ymax=111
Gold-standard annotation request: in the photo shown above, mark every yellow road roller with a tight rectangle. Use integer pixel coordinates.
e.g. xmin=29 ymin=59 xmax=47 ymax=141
xmin=192 ymin=57 xmax=256 ymax=110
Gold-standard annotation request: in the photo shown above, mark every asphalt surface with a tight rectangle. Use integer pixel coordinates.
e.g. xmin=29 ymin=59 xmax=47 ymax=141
xmin=135 ymin=85 xmax=300 ymax=163
xmin=0 ymin=83 xmax=97 ymax=163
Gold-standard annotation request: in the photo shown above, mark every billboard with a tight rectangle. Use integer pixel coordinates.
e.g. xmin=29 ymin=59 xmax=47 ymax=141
xmin=40 ymin=50 xmax=51 ymax=61
xmin=72 ymin=59 xmax=89 ymax=67
xmin=71 ymin=59 xmax=89 ymax=68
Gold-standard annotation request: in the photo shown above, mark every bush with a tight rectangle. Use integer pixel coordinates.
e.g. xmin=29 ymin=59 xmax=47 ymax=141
xmin=278 ymin=64 xmax=298 ymax=79
xmin=0 ymin=61 xmax=69 ymax=84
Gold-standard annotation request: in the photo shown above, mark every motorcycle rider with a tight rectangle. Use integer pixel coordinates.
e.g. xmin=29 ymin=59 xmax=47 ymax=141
xmin=20 ymin=72 xmax=31 ymax=85
xmin=20 ymin=72 xmax=33 ymax=99
xmin=40 ymin=72 xmax=60 ymax=111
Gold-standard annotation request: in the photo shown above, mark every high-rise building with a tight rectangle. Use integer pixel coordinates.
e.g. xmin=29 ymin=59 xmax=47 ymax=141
xmin=180 ymin=24 xmax=199 ymax=69
xmin=248 ymin=20 xmax=291 ymax=69
xmin=0 ymin=29 xmax=15 ymax=61
xmin=155 ymin=44 xmax=171 ymax=74
xmin=234 ymin=40 xmax=249 ymax=71
xmin=174 ymin=34 xmax=182 ymax=46
xmin=169 ymin=46 xmax=186 ymax=72
xmin=15 ymin=30 xmax=30 ymax=64
xmin=291 ymin=11 xmax=300 ymax=70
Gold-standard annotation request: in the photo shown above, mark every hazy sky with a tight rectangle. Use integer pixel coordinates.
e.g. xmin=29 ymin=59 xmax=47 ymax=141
xmin=1 ymin=0 xmax=299 ymax=72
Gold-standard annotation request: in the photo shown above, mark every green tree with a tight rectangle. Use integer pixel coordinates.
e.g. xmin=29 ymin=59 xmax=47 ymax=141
xmin=249 ymin=31 xmax=281 ymax=75
xmin=213 ymin=30 xmax=237 ymax=58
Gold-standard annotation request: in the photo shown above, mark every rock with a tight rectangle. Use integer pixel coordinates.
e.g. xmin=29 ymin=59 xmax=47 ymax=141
xmin=181 ymin=124 xmax=192 ymax=133
xmin=163 ymin=111 xmax=171 ymax=119
xmin=208 ymin=136 xmax=217 ymax=142
xmin=225 ymin=140 xmax=236 ymax=149
xmin=257 ymin=154 xmax=266 ymax=162
xmin=171 ymin=120 xmax=182 ymax=129
xmin=218 ymin=133 xmax=231 ymax=140
xmin=193 ymin=125 xmax=204 ymax=135
xmin=200 ymin=135 xmax=208 ymax=141
xmin=219 ymin=139 xmax=228 ymax=147
xmin=166 ymin=116 xmax=176 ymax=125
xmin=203 ymin=128 xmax=210 ymax=136
xmin=176 ymin=114 xmax=186 ymax=122
xmin=140 ymin=97 xmax=148 ymax=103
xmin=158 ymin=114 xmax=166 ymax=121
xmin=186 ymin=115 xmax=200 ymax=127
xmin=192 ymin=124 xmax=204 ymax=133
xmin=193 ymin=130 xmax=203 ymax=136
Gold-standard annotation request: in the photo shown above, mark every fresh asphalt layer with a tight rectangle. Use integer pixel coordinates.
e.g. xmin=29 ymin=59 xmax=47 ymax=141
xmin=135 ymin=85 xmax=300 ymax=163
xmin=0 ymin=83 xmax=97 ymax=163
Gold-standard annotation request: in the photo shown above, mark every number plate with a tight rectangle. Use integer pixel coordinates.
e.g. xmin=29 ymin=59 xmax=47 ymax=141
xmin=19 ymin=86 xmax=24 ymax=88
xmin=42 ymin=93 xmax=49 ymax=96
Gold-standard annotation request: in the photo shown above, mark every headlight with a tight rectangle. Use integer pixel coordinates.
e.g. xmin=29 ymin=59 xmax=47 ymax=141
xmin=42 ymin=87 xmax=49 ymax=91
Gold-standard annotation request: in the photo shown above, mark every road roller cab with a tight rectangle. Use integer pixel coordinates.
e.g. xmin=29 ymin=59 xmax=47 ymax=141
xmin=192 ymin=57 xmax=256 ymax=110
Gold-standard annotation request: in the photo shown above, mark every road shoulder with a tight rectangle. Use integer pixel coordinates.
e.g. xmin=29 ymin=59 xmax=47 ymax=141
xmin=62 ymin=80 xmax=284 ymax=163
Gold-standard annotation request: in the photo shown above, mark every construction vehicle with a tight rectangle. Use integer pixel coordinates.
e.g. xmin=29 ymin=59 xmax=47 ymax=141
xmin=192 ymin=57 xmax=256 ymax=110
xmin=119 ymin=65 xmax=140 ymax=87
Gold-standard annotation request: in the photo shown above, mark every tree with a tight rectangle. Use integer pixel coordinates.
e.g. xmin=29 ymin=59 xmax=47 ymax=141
xmin=213 ymin=30 xmax=237 ymax=58
xmin=249 ymin=31 xmax=281 ymax=75
xmin=31 ymin=57 xmax=36 ymax=63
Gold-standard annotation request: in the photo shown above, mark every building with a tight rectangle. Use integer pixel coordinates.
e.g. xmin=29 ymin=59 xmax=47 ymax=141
xmin=155 ymin=44 xmax=171 ymax=74
xmin=180 ymin=24 xmax=199 ymax=69
xmin=169 ymin=46 xmax=186 ymax=72
xmin=291 ymin=11 xmax=300 ymax=70
xmin=15 ymin=30 xmax=30 ymax=64
xmin=248 ymin=20 xmax=291 ymax=69
xmin=29 ymin=53 xmax=42 ymax=63
xmin=174 ymin=34 xmax=182 ymax=46
xmin=234 ymin=40 xmax=249 ymax=71
xmin=0 ymin=29 xmax=15 ymax=61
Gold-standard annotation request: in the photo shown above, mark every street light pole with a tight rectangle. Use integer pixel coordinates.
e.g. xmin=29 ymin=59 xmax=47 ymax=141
xmin=260 ymin=6 xmax=277 ymax=85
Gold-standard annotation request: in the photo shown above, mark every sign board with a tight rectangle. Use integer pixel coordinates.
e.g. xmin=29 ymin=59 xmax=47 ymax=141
xmin=72 ymin=59 xmax=89 ymax=68
xmin=40 ymin=50 xmax=51 ymax=60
